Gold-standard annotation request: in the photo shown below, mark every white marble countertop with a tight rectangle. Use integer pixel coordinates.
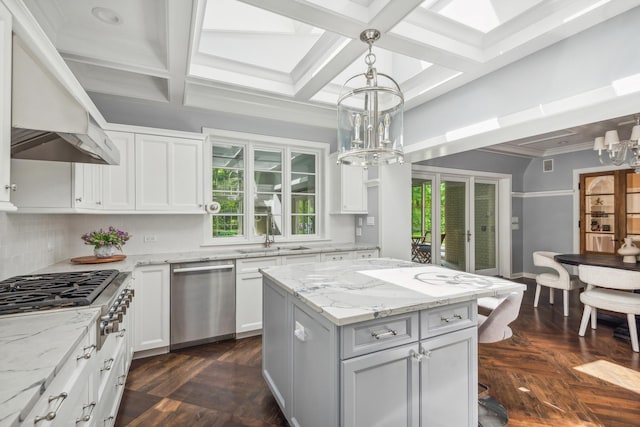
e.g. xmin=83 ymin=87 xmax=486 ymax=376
xmin=260 ymin=258 xmax=526 ymax=326
xmin=36 ymin=243 xmax=379 ymax=274
xmin=0 ymin=309 xmax=100 ymax=427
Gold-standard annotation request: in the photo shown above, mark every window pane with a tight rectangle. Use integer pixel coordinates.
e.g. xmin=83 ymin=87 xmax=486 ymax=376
xmin=585 ymin=175 xmax=614 ymax=195
xmin=254 ymin=150 xmax=282 ymax=171
xmin=291 ymin=153 xmax=315 ymax=173
xmin=255 ymin=171 xmax=282 ymax=192
xmin=212 ymin=215 xmax=243 ymax=237
xmin=292 ymin=215 xmax=315 ymax=235
xmin=291 ymin=195 xmax=315 ymax=214
xmin=212 ymin=169 xmax=243 ymax=192
xmin=254 ymin=215 xmax=282 ymax=236
xmin=211 ymin=192 xmax=244 ymax=214
xmin=212 ymin=145 xmax=243 ymax=168
xmin=628 ymin=173 xmax=640 ymax=192
xmin=291 ymin=174 xmax=315 ymax=193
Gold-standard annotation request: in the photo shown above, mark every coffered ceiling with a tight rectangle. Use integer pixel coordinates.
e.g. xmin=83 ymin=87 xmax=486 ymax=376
xmin=21 ymin=0 xmax=640 ymax=156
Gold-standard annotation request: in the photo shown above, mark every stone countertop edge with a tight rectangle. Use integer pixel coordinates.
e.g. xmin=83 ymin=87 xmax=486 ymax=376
xmin=35 ymin=244 xmax=379 ymax=274
xmin=0 ymin=308 xmax=101 ymax=427
xmin=259 ymin=259 xmax=526 ymax=326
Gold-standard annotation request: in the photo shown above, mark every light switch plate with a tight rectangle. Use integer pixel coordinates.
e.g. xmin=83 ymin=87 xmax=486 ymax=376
xmin=366 ymin=216 xmax=375 ymax=226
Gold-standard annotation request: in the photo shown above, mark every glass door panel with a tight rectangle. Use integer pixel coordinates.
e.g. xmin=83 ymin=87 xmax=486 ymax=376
xmin=474 ymin=182 xmax=497 ymax=275
xmin=583 ymin=174 xmax=615 ymax=253
xmin=412 ymin=178 xmax=434 ymax=263
xmin=626 ymin=173 xmax=640 ymax=242
xmin=440 ymin=179 xmax=468 ymax=271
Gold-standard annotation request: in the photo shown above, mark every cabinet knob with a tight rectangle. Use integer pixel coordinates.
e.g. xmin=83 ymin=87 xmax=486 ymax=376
xmin=96 ymin=201 xmax=102 ymax=206
xmin=4 ymin=184 xmax=17 ymax=192
xmin=75 ymin=197 xmax=83 ymax=203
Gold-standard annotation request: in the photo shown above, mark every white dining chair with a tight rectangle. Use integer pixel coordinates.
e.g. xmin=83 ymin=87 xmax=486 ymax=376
xmin=577 ymin=265 xmax=640 ymax=352
xmin=532 ymin=251 xmax=585 ymax=316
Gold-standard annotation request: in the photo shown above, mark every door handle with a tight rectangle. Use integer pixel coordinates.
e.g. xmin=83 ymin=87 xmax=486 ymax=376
xmin=467 ymin=230 xmax=472 ymax=242
xmin=172 ymin=264 xmax=235 ymax=273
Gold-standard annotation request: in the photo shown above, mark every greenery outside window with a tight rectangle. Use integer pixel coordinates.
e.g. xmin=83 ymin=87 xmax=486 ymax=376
xmin=206 ymin=130 xmax=325 ymax=244
xmin=211 ymin=144 xmax=245 ymax=237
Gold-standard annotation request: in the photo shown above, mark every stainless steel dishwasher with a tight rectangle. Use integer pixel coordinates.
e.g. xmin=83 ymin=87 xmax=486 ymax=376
xmin=170 ymin=259 xmax=235 ymax=350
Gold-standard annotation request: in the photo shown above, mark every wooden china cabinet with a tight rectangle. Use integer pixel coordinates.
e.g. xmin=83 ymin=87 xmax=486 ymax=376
xmin=580 ymin=169 xmax=640 ymax=254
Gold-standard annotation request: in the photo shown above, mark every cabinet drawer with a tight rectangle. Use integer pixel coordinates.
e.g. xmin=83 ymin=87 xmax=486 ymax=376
xmin=341 ymin=312 xmax=419 ymax=359
xmin=354 ymin=250 xmax=378 ymax=259
xmin=420 ymin=301 xmax=476 ymax=339
xmin=321 ymin=251 xmax=354 ymax=262
xmin=236 ymin=256 xmax=280 ymax=274
xmin=281 ymin=253 xmax=321 ymax=265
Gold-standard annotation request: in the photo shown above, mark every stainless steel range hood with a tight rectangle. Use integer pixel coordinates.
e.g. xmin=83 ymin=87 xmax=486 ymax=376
xmin=10 ymin=35 xmax=119 ymax=165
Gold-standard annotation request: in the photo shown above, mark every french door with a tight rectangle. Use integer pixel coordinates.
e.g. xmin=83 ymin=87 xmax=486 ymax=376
xmin=413 ymin=173 xmax=499 ymax=275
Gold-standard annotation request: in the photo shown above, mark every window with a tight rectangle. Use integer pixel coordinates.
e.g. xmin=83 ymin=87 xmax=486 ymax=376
xmin=211 ymin=144 xmax=245 ymax=237
xmin=206 ymin=130 xmax=326 ymax=244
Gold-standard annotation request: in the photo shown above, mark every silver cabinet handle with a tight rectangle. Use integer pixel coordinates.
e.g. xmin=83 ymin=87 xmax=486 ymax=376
xmin=410 ymin=349 xmax=423 ymax=362
xmin=76 ymin=402 xmax=96 ymax=423
xmin=104 ymin=416 xmax=115 ymax=426
xmin=76 ymin=344 xmax=96 ymax=360
xmin=116 ymin=375 xmax=126 ymax=386
xmin=172 ymin=264 xmax=234 ymax=273
xmin=370 ymin=328 xmax=397 ymax=340
xmin=101 ymin=358 xmax=115 ymax=372
xmin=118 ymin=328 xmax=127 ymax=338
xmin=34 ymin=392 xmax=67 ymax=423
xmin=440 ymin=314 xmax=463 ymax=323
xmin=4 ymin=184 xmax=17 ymax=191
xmin=75 ymin=197 xmax=83 ymax=203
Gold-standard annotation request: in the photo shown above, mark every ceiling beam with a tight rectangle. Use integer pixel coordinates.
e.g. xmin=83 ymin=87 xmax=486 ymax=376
xmin=167 ymin=0 xmax=195 ymax=105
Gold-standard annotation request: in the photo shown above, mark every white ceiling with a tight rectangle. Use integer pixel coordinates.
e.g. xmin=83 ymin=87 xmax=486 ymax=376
xmin=22 ymin=0 xmax=640 ymax=157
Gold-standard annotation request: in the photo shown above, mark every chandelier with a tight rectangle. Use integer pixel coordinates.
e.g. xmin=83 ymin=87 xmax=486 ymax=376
xmin=337 ymin=29 xmax=404 ymax=167
xmin=593 ymin=117 xmax=640 ymax=171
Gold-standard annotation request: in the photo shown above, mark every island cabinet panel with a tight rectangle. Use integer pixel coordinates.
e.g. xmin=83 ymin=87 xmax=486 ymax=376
xmin=262 ymin=279 xmax=291 ymax=413
xmin=291 ymin=301 xmax=339 ymax=427
xmin=341 ymin=343 xmax=420 ymax=427
xmin=341 ymin=312 xmax=419 ymax=359
xmin=420 ymin=327 xmax=477 ymax=427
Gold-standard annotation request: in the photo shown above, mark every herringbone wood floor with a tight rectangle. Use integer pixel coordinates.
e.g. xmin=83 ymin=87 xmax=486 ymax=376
xmin=116 ymin=278 xmax=640 ymax=426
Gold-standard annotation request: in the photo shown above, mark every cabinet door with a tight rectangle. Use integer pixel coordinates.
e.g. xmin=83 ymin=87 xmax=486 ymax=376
xmin=262 ymin=278 xmax=290 ymax=415
xmin=342 ymin=343 xmax=420 ymax=427
xmin=420 ymin=327 xmax=477 ymax=427
xmin=135 ymin=134 xmax=203 ymax=211
xmin=291 ymin=302 xmax=339 ymax=427
xmin=103 ymin=131 xmax=135 ymax=210
xmin=341 ymin=165 xmax=367 ymax=213
xmin=236 ymin=273 xmax=263 ymax=333
xmin=74 ymin=163 xmax=103 ymax=208
xmin=0 ymin=3 xmax=13 ymax=210
xmin=132 ymin=265 xmax=170 ymax=352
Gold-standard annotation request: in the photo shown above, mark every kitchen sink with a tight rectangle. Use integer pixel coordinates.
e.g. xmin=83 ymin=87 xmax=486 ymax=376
xmin=236 ymin=246 xmax=310 ymax=254
xmin=236 ymin=247 xmax=280 ymax=254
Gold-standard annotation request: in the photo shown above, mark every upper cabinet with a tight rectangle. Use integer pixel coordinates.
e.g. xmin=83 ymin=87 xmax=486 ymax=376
xmin=329 ymin=153 xmax=367 ymax=214
xmin=10 ymin=127 xmax=206 ymax=214
xmin=103 ymin=131 xmax=135 ymax=211
xmin=135 ymin=134 xmax=203 ymax=212
xmin=0 ymin=3 xmax=15 ymax=211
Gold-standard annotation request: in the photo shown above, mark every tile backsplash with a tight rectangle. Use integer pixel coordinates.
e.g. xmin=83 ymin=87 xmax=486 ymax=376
xmin=0 ymin=213 xmax=73 ymax=280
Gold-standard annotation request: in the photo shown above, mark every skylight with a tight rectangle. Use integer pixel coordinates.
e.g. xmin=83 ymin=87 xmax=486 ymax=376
xmin=430 ymin=0 xmax=544 ymax=33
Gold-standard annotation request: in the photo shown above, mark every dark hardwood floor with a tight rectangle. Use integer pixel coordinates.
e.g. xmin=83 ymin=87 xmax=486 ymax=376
xmin=116 ymin=278 xmax=640 ymax=426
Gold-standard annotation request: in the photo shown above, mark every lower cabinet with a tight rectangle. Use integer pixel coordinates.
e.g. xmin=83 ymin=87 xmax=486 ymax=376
xmin=236 ymin=257 xmax=280 ymax=334
xmin=263 ymin=278 xmax=478 ymax=427
xmin=132 ymin=264 xmax=170 ymax=354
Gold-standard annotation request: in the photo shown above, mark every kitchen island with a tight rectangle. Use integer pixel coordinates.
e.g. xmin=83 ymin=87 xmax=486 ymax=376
xmin=260 ymin=258 xmax=525 ymax=427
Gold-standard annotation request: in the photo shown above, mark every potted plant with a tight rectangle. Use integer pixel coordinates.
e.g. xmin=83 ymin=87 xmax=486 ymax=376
xmin=82 ymin=226 xmax=131 ymax=258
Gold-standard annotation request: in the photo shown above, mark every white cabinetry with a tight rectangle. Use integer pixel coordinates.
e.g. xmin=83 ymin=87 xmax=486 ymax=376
xmin=329 ymin=153 xmax=367 ymax=214
xmin=321 ymin=251 xmax=355 ymax=262
xmin=0 ymin=3 xmax=15 ymax=212
xmin=23 ymin=322 xmax=97 ymax=425
xmin=354 ymin=249 xmax=379 ymax=259
xmin=132 ymin=265 xmax=170 ymax=355
xmin=135 ymin=133 xmax=203 ymax=212
xmin=103 ymin=131 xmax=135 ymax=210
xmin=236 ymin=257 xmax=280 ymax=335
xmin=10 ymin=159 xmax=104 ymax=211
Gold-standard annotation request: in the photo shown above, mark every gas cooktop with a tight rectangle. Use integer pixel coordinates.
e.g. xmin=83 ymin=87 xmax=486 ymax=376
xmin=0 ymin=270 xmax=120 ymax=315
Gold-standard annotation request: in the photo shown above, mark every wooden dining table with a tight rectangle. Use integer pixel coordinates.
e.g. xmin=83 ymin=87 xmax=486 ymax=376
xmin=555 ymin=253 xmax=640 ymax=342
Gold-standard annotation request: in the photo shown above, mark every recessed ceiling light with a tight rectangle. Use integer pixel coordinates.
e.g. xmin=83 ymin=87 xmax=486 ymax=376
xmin=91 ymin=7 xmax=122 ymax=25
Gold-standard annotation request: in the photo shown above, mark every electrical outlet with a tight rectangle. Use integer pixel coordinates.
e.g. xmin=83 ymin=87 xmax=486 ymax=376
xmin=144 ymin=235 xmax=158 ymax=243
xmin=366 ymin=216 xmax=375 ymax=226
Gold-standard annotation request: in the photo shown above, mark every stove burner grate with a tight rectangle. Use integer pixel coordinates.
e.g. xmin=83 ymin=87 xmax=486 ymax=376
xmin=0 ymin=269 xmax=119 ymax=314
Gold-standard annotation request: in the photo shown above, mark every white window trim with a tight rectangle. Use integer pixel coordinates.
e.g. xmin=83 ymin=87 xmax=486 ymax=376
xmin=202 ymin=128 xmax=328 ymax=246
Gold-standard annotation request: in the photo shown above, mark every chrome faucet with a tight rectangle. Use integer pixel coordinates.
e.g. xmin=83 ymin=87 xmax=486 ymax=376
xmin=264 ymin=212 xmax=275 ymax=248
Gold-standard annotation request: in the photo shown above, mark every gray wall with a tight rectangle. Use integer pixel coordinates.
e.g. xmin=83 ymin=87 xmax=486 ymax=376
xmin=90 ymin=92 xmax=337 ymax=148
xmin=521 ymin=149 xmax=602 ymax=274
xmin=404 ymin=6 xmax=640 ymax=150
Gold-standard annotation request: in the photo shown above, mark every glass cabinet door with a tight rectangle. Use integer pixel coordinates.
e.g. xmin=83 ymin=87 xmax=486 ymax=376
xmin=583 ymin=174 xmax=616 ymax=253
